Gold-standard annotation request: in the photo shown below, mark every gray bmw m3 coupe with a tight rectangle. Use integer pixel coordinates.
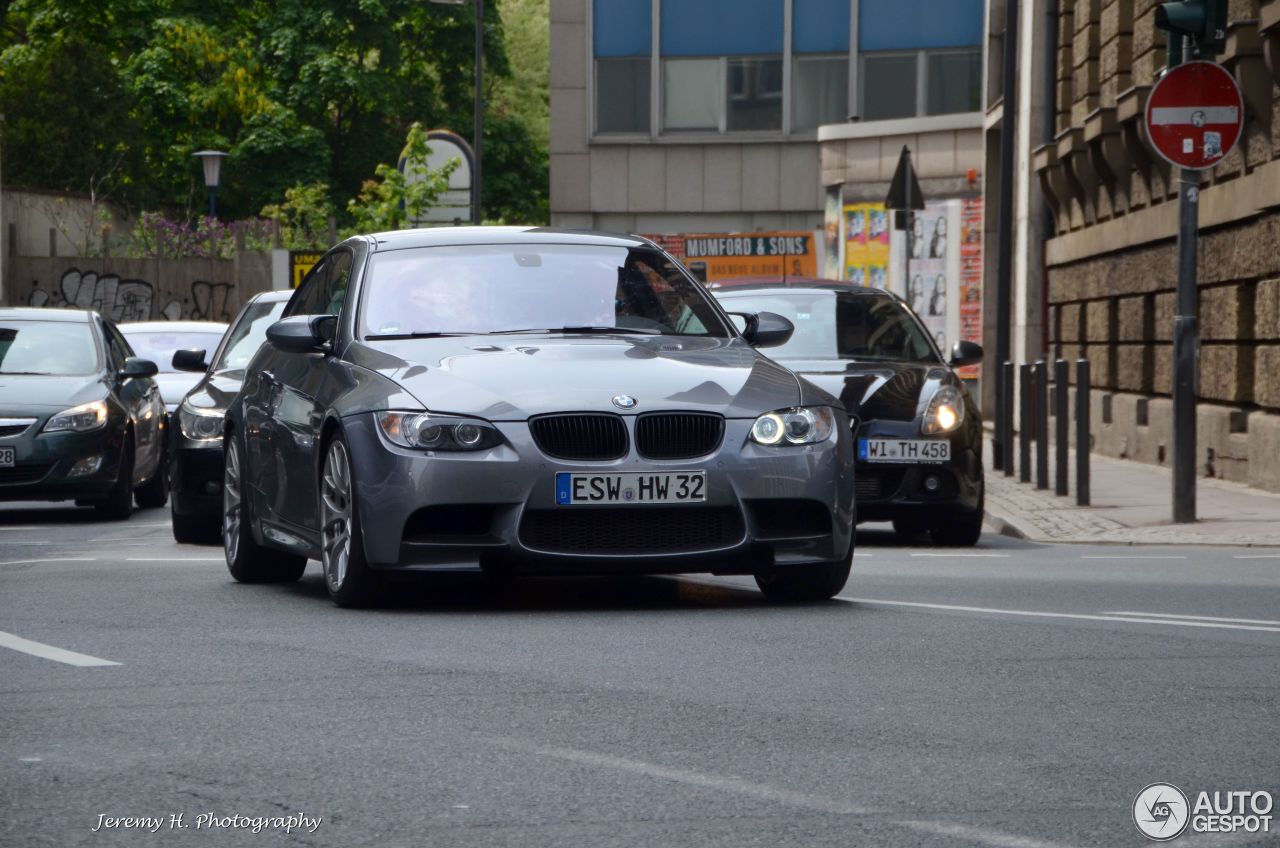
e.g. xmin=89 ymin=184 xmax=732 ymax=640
xmin=223 ymin=228 xmax=855 ymax=607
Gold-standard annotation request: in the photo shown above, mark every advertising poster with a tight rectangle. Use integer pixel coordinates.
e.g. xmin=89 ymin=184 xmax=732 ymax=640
xmin=843 ymin=202 xmax=890 ymax=289
xmin=893 ymin=200 xmax=967 ymax=367
xmin=645 ymin=232 xmax=819 ymax=282
xmin=824 ymin=188 xmax=841 ymax=280
xmin=957 ymin=198 xmax=984 ymax=380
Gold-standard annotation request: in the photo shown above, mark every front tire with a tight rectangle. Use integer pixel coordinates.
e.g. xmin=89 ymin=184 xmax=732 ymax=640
xmin=754 ymin=546 xmax=852 ymax=603
xmin=135 ymin=459 xmax=169 ymax=508
xmin=320 ymin=435 xmax=381 ymax=608
xmin=931 ymin=481 xmax=985 ymax=547
xmin=223 ymin=435 xmax=306 ymax=583
xmin=95 ymin=439 xmax=134 ymax=521
xmin=172 ymin=507 xmax=219 ymax=544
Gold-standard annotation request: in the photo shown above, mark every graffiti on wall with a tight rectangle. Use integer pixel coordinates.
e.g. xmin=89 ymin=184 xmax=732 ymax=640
xmin=26 ymin=269 xmax=234 ymax=322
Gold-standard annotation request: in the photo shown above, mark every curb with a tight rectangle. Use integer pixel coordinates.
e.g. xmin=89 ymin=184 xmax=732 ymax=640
xmin=982 ymin=509 xmax=1028 ymax=540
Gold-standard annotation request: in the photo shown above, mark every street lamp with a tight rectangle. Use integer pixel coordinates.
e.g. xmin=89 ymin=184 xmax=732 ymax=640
xmin=429 ymin=0 xmax=483 ymax=225
xmin=192 ymin=150 xmax=228 ymax=218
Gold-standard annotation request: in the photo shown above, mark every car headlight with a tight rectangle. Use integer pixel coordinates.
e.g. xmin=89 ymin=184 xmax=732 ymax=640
xmin=177 ymin=401 xmax=224 ymax=442
xmin=922 ymin=386 xmax=965 ymax=435
xmin=43 ymin=400 xmax=109 ymax=433
xmin=749 ymin=407 xmax=835 ymax=446
xmin=376 ymin=411 xmax=503 ymax=451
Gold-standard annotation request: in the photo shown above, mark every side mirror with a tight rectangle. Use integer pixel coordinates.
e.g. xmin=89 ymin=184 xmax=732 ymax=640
xmin=734 ymin=311 xmax=795 ymax=349
xmin=171 ymin=348 xmax=208 ymax=372
xmin=121 ymin=357 xmax=159 ymax=379
xmin=266 ymin=315 xmax=337 ymax=353
xmin=950 ymin=340 xmax=984 ymax=368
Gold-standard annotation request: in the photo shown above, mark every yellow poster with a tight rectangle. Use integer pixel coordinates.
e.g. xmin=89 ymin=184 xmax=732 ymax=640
xmin=843 ymin=203 xmax=890 ymax=289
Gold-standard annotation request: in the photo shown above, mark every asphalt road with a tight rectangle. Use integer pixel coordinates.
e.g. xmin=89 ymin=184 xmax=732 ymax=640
xmin=1 ymin=502 xmax=1278 ymax=848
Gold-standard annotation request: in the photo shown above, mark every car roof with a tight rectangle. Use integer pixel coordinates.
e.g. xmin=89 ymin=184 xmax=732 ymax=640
xmin=711 ymin=281 xmax=895 ymax=297
xmin=249 ymin=289 xmax=294 ymax=304
xmin=0 ymin=307 xmax=94 ymax=322
xmin=362 ymin=226 xmax=653 ymax=252
xmin=119 ymin=321 xmax=229 ymax=333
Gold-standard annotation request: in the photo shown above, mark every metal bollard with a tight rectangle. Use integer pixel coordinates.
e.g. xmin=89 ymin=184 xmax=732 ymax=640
xmin=1076 ymin=359 xmax=1091 ymax=506
xmin=1034 ymin=360 xmax=1049 ymax=490
xmin=1002 ymin=360 xmax=1015 ymax=477
xmin=1055 ymin=359 xmax=1069 ymax=496
xmin=1019 ymin=363 xmax=1032 ymax=483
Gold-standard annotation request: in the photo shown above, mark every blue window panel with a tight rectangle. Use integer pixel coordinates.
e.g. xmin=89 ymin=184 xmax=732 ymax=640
xmin=794 ymin=0 xmax=851 ymax=54
xmin=595 ymin=0 xmax=652 ymax=58
xmin=660 ymin=0 xmax=784 ymax=57
xmin=859 ymin=0 xmax=983 ymax=51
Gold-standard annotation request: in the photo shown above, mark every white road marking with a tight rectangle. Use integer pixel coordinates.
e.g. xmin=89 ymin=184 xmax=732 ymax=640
xmin=0 ymin=630 xmax=120 ymax=667
xmin=0 ymin=557 xmax=96 ymax=567
xmin=1106 ymin=611 xmax=1280 ymax=627
xmin=124 ymin=557 xmax=223 ymax=562
xmin=1233 ymin=554 xmax=1280 ymax=559
xmin=0 ymin=526 xmax=45 ymax=531
xmin=1079 ymin=555 xmax=1186 ymax=560
xmin=910 ymin=552 xmax=1010 ymax=558
xmin=897 ymin=820 xmax=1078 ymax=848
xmin=488 ymin=736 xmax=877 ymax=816
xmin=18 ymin=757 xmax=42 ymax=763
xmin=838 ymin=597 xmax=1280 ymax=633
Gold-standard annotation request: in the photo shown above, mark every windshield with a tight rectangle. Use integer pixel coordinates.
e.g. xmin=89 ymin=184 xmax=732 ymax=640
xmin=121 ymin=329 xmax=227 ymax=372
xmin=0 ymin=320 xmax=100 ymax=376
xmin=214 ymin=299 xmax=289 ymax=373
xmin=716 ymin=291 xmax=940 ymax=363
xmin=359 ymin=244 xmax=731 ymax=339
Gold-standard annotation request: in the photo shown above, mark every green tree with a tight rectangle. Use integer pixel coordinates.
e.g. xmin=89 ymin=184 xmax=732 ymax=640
xmin=346 ymin=123 xmax=457 ymax=233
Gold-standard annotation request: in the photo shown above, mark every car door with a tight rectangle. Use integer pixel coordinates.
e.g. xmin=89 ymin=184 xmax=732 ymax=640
xmin=269 ymin=248 xmax=353 ymax=535
xmin=103 ymin=320 xmax=163 ymax=483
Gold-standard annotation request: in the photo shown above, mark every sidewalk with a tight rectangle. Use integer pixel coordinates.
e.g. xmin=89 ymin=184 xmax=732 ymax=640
xmin=982 ymin=437 xmax=1280 ymax=547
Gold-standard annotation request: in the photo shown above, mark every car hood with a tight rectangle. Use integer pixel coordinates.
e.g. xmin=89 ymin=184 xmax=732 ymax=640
xmin=772 ymin=359 xmax=951 ymax=422
xmin=180 ymin=371 xmax=245 ymax=413
xmin=0 ymin=374 xmax=108 ymax=414
xmin=154 ymin=372 xmax=203 ymax=409
xmin=349 ymin=335 xmax=801 ymax=419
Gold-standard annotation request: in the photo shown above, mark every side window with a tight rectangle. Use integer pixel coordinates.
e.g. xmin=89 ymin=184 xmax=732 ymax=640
xmin=103 ymin=323 xmax=130 ymax=371
xmin=323 ymin=250 xmax=353 ymax=316
xmin=285 ymin=258 xmax=330 ymax=317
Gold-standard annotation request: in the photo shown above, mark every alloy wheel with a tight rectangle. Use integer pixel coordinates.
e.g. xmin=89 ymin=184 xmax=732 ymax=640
xmin=321 ymin=440 xmax=353 ymax=592
xmin=223 ymin=439 xmax=241 ymax=564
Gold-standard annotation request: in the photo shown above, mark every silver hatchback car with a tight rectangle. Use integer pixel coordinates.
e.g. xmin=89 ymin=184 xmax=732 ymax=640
xmin=223 ymin=228 xmax=855 ymax=606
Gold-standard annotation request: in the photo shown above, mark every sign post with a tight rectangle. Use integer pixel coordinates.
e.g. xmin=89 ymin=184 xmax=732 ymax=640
xmin=1143 ymin=57 xmax=1243 ymax=523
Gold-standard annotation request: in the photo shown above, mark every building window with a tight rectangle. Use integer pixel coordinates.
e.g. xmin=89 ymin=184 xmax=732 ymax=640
xmin=594 ymin=0 xmax=652 ymax=134
xmin=793 ymin=55 xmax=848 ymax=130
xmin=663 ymin=58 xmax=721 ymax=130
xmin=861 ymin=48 xmax=980 ymax=120
xmin=596 ymin=58 xmax=651 ymax=133
xmin=727 ymin=57 xmax=783 ymax=130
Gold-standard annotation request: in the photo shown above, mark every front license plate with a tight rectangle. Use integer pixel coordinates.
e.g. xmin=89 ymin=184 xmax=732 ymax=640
xmin=0 ymin=447 xmax=13 ymax=468
xmin=556 ymin=471 xmax=706 ymax=504
xmin=858 ymin=439 xmax=950 ymax=464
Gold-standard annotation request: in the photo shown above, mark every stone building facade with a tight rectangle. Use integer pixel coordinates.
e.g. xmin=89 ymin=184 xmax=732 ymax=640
xmin=1030 ymin=0 xmax=1280 ymax=492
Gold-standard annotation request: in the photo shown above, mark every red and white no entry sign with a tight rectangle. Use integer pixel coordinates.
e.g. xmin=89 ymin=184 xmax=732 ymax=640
xmin=1145 ymin=60 xmax=1244 ymax=170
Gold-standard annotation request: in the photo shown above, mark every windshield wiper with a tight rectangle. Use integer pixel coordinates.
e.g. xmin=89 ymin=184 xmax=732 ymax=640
xmin=365 ymin=332 xmax=478 ymax=340
xmin=488 ymin=326 xmax=660 ymax=336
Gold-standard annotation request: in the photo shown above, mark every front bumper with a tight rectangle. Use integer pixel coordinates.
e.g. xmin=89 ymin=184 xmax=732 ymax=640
xmin=341 ymin=413 xmax=855 ymax=573
xmin=851 ymin=421 xmax=982 ymax=522
xmin=170 ymin=441 xmax=225 ymax=517
xmin=0 ymin=426 xmax=127 ymax=503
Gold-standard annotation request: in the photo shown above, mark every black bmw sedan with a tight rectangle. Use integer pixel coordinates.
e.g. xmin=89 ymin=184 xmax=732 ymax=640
xmin=713 ymin=282 xmax=986 ymax=545
xmin=0 ymin=308 xmax=167 ymax=518
xmin=225 ymin=228 xmax=856 ymax=607
xmin=168 ymin=290 xmax=291 ymax=542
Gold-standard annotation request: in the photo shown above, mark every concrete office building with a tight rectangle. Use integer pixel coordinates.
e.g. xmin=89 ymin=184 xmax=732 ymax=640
xmin=550 ymin=0 xmax=986 ymax=238
xmin=985 ymin=0 xmax=1280 ymax=492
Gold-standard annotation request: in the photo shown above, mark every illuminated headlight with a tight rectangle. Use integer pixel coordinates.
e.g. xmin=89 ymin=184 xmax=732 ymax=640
xmin=43 ymin=400 xmax=108 ymax=433
xmin=922 ymin=386 xmax=965 ymax=435
xmin=177 ymin=402 xmax=224 ymax=442
xmin=750 ymin=407 xmax=835 ymax=446
xmin=376 ymin=411 xmax=503 ymax=451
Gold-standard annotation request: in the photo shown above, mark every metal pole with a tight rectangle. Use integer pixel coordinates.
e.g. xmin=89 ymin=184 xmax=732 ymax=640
xmin=472 ymin=0 xmax=484 ymax=226
xmin=1002 ymin=361 xmax=1014 ymax=476
xmin=1019 ymin=363 xmax=1032 ymax=482
xmin=1055 ymin=358 xmax=1069 ymax=496
xmin=208 ymin=187 xmax=217 ymax=220
xmin=1076 ymin=358 xmax=1091 ymax=506
xmin=994 ymin=0 xmax=1020 ymax=476
xmin=1034 ymin=360 xmax=1049 ymax=489
xmin=1172 ymin=167 xmax=1198 ymax=522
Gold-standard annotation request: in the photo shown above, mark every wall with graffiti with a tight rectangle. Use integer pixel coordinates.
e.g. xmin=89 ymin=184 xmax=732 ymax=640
xmin=8 ymin=255 xmax=272 ymax=323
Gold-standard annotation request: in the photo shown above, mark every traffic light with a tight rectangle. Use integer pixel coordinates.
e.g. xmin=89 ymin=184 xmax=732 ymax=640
xmin=1155 ymin=1 xmax=1227 ymax=58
